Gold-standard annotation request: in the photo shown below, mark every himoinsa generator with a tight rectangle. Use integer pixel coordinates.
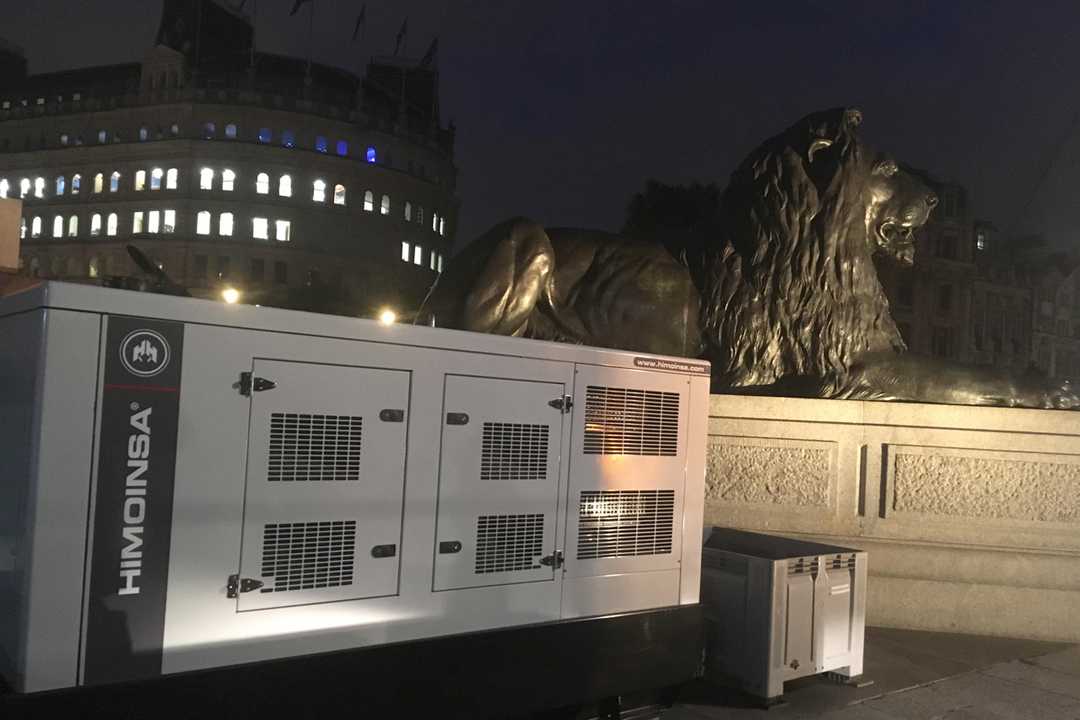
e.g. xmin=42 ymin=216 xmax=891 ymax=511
xmin=0 ymin=281 xmax=709 ymax=718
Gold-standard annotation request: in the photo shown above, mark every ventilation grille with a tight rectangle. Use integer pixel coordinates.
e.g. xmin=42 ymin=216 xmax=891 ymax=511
xmin=583 ymin=386 xmax=679 ymax=456
xmin=268 ymin=413 xmax=362 ymax=482
xmin=829 ymin=554 xmax=857 ymax=570
xmin=260 ymin=521 xmax=356 ymax=592
xmin=788 ymin=557 xmax=821 ymax=576
xmin=576 ymin=490 xmax=675 ymax=560
xmin=474 ymin=514 xmax=544 ymax=574
xmin=481 ymin=422 xmax=550 ymax=481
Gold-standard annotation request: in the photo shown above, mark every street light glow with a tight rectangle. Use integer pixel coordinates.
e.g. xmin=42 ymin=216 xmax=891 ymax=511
xmin=378 ymin=308 xmax=397 ymax=326
xmin=222 ymin=287 xmax=240 ymax=304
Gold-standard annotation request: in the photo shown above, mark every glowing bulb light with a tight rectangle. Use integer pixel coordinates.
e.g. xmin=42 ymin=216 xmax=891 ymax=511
xmin=222 ymin=287 xmax=240 ymax=304
xmin=378 ymin=309 xmax=397 ymax=326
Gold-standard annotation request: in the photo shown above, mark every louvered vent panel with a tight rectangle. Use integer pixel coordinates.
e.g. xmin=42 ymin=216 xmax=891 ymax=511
xmin=576 ymin=490 xmax=675 ymax=560
xmin=268 ymin=412 xmax=362 ymax=481
xmin=788 ymin=557 xmax=821 ymax=576
xmin=583 ymin=386 xmax=680 ymax=456
xmin=259 ymin=520 xmax=357 ymax=592
xmin=481 ymin=422 xmax=550 ymax=481
xmin=474 ymin=514 xmax=544 ymax=574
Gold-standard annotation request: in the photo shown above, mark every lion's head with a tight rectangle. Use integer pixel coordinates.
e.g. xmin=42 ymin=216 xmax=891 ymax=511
xmin=696 ymin=107 xmax=936 ymax=388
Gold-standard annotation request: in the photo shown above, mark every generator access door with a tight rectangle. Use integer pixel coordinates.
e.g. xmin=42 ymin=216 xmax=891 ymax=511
xmin=235 ymin=359 xmax=410 ymax=611
xmin=433 ymin=375 xmax=566 ymax=591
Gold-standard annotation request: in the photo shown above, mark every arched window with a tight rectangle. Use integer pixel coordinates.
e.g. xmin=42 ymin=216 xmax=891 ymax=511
xmin=258 ymin=128 xmax=271 ymax=143
xmin=90 ymin=214 xmax=101 ymax=236
xmin=440 ymin=217 xmax=446 ymax=236
xmin=71 ymin=174 xmax=81 ymax=194
xmin=106 ymin=213 xmax=118 ymax=236
xmin=19 ymin=178 xmax=30 ymax=198
xmin=150 ymin=167 xmax=163 ymax=190
xmin=68 ymin=215 xmax=78 ymax=237
xmin=55 ymin=176 xmax=65 ymax=196
xmin=222 ymin=169 xmax=235 ymax=192
xmin=166 ymin=168 xmax=178 ymax=189
xmin=196 ymin=211 xmax=211 ymax=235
xmin=312 ymin=179 xmax=326 ymax=202
xmin=30 ymin=216 xmax=42 ymax=237
xmin=278 ymin=174 xmax=292 ymax=197
xmin=135 ymin=170 xmax=146 ymax=191
xmin=138 ymin=127 xmax=149 ymax=141
xmin=380 ymin=194 xmax=390 ymax=215
xmin=363 ymin=190 xmax=374 ymax=212
xmin=315 ymin=136 xmax=327 ymax=153
xmin=34 ymin=177 xmax=45 ymax=198
xmin=432 ymin=212 xmax=438 ymax=232
xmin=93 ymin=173 xmax=103 ymax=193
xmin=366 ymin=146 xmax=376 ymax=163
xmin=225 ymin=123 xmax=237 ymax=139
xmin=333 ymin=184 xmax=346 ymax=206
xmin=97 ymin=129 xmax=107 ymax=144
xmin=0 ymin=179 xmax=8 ymax=198
xmin=203 ymin=122 xmax=216 ymax=139
xmin=219 ymin=212 xmax=234 ymax=237
xmin=404 ymin=201 xmax=412 ymax=221
xmin=52 ymin=215 xmax=63 ymax=238
xmin=110 ymin=171 xmax=120 ymax=193
xmin=336 ymin=140 xmax=348 ymax=156
xmin=256 ymin=172 xmax=269 ymax=194
xmin=281 ymin=130 xmax=295 ymax=148
xmin=199 ymin=167 xmax=214 ymax=190
xmin=88 ymin=255 xmax=100 ymax=279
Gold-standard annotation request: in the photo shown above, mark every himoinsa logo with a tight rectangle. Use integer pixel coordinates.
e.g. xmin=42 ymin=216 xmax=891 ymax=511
xmin=119 ymin=404 xmax=152 ymax=596
xmin=119 ymin=329 xmax=171 ymax=378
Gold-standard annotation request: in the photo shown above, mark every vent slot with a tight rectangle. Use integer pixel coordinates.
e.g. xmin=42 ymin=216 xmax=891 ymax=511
xmin=474 ymin=514 xmax=544 ymax=574
xmin=788 ymin=557 xmax=821 ymax=576
xmin=481 ymin=422 xmax=550 ymax=481
xmin=583 ymin=386 xmax=679 ymax=456
xmin=259 ymin=520 xmax=357 ymax=592
xmin=830 ymin=554 xmax=857 ymax=570
xmin=576 ymin=490 xmax=675 ymax=560
xmin=268 ymin=412 xmax=362 ymax=482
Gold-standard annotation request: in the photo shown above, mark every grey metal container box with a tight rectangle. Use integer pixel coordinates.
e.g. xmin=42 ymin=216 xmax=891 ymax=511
xmin=701 ymin=527 xmax=867 ymax=703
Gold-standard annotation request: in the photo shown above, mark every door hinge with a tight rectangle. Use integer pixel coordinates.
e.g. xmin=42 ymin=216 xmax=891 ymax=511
xmin=238 ymin=372 xmax=277 ymax=396
xmin=226 ymin=573 xmax=264 ymax=598
xmin=548 ymin=395 xmax=573 ymax=413
xmin=540 ymin=550 xmax=564 ymax=569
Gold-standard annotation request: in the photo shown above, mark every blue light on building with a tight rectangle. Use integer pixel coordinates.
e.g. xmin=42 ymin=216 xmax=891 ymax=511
xmin=366 ymin=146 xmax=377 ymax=163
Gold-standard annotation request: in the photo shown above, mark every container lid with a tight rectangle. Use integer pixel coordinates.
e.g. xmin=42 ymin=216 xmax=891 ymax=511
xmin=704 ymin=527 xmax=860 ymax=559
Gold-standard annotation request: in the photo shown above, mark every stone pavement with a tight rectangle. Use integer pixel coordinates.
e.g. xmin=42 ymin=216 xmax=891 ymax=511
xmin=665 ymin=627 xmax=1080 ymax=719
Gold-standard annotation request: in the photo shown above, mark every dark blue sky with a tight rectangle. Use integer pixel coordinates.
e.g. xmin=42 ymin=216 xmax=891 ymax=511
xmin=6 ymin=0 xmax=1080 ymax=248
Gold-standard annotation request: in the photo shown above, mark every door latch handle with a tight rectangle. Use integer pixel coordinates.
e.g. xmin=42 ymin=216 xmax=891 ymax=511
xmin=540 ymin=551 xmax=564 ymax=568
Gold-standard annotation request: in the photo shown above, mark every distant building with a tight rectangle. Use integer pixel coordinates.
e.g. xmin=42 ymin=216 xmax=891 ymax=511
xmin=0 ymin=0 xmax=457 ymax=316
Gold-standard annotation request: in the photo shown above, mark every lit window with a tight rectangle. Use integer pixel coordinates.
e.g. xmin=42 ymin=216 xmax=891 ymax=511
xmin=110 ymin=171 xmax=120 ymax=193
xmin=438 ymin=254 xmax=443 ymax=273
xmin=275 ymin=220 xmax=291 ymax=242
xmin=88 ymin=256 xmax=99 ymax=278
xmin=203 ymin=122 xmax=216 ymax=139
xmin=404 ymin=202 xmax=412 ymax=221
xmin=52 ymin=215 xmax=63 ymax=238
xmin=34 ymin=177 xmax=45 ymax=198
xmin=219 ymin=212 xmax=233 ymax=236
xmin=256 ymin=172 xmax=269 ymax=194
xmin=278 ymin=174 xmax=292 ymax=197
xmin=59 ymin=133 xmax=69 ymax=145
xmin=253 ymin=217 xmax=268 ymax=239
xmin=97 ymin=130 xmax=107 ymax=144
xmin=89 ymin=214 xmax=101 ymax=236
xmin=36 ymin=97 xmax=44 ymax=106
xmin=281 ymin=130 xmax=295 ymax=148
xmin=258 ymin=127 xmax=271 ymax=143
xmin=222 ymin=169 xmax=235 ymax=191
xmin=315 ymin=136 xmax=327 ymax=153
xmin=200 ymin=167 xmax=214 ymax=190
xmin=413 ymin=245 xmax=422 ymax=265
xmin=19 ymin=178 xmax=29 ymax=198
xmin=401 ymin=242 xmax=410 ymax=261
xmin=163 ymin=210 xmax=175 ymax=233
xmin=67 ymin=215 xmax=78 ymax=237
xmin=73 ymin=93 xmax=81 ymax=102
xmin=333 ymin=183 xmax=346 ymax=205
xmin=381 ymin=194 xmax=390 ymax=215
xmin=138 ymin=127 xmax=148 ymax=141
xmin=0 ymin=179 xmax=7 ymax=198
xmin=71 ymin=174 xmax=80 ymax=194
xmin=148 ymin=210 xmax=160 ymax=234
xmin=429 ymin=252 xmax=436 ymax=270
xmin=440 ymin=217 xmax=446 ymax=236
xmin=432 ymin=213 xmax=438 ymax=232
xmin=20 ymin=218 xmax=26 ymax=239
xmin=312 ymin=179 xmax=326 ymax=202
xmin=225 ymin=123 xmax=237 ymax=139
xmin=55 ymin=176 xmax=65 ymax=195
xmin=166 ymin=168 xmax=178 ymax=189
xmin=196 ymin=211 xmax=211 ymax=235
xmin=336 ymin=140 xmax=348 ymax=156
xmin=363 ymin=190 xmax=374 ymax=211
xmin=106 ymin=213 xmax=118 ymax=236
xmin=170 ymin=123 xmax=180 ymax=136
xmin=366 ymin=146 xmax=376 ymax=163
xmin=151 ymin=168 xmax=163 ymax=190
xmin=92 ymin=174 xmax=103 ymax=194
xmin=135 ymin=170 xmax=146 ymax=191
xmin=133 ymin=211 xmax=144 ymax=233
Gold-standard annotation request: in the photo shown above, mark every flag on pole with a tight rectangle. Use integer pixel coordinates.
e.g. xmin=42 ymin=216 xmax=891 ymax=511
xmin=289 ymin=0 xmax=312 ymax=16
xmin=419 ymin=36 xmax=438 ymax=68
xmin=352 ymin=4 xmax=366 ymax=41
xmin=394 ymin=18 xmax=408 ymax=55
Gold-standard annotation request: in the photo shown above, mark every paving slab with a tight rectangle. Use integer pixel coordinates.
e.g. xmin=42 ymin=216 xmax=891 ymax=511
xmin=981 ymin=659 xmax=1080 ymax=700
xmin=1026 ymin=646 xmax=1080 ymax=677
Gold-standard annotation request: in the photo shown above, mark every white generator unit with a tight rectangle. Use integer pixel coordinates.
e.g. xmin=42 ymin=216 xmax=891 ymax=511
xmin=700 ymin=528 xmax=867 ymax=704
xmin=0 ymin=281 xmax=709 ymax=716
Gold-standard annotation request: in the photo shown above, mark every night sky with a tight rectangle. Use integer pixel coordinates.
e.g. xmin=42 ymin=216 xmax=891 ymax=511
xmin=5 ymin=0 xmax=1080 ymax=250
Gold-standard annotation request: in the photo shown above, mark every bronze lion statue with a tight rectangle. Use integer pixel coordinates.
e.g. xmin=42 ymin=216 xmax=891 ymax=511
xmin=425 ymin=107 xmax=1077 ymax=409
